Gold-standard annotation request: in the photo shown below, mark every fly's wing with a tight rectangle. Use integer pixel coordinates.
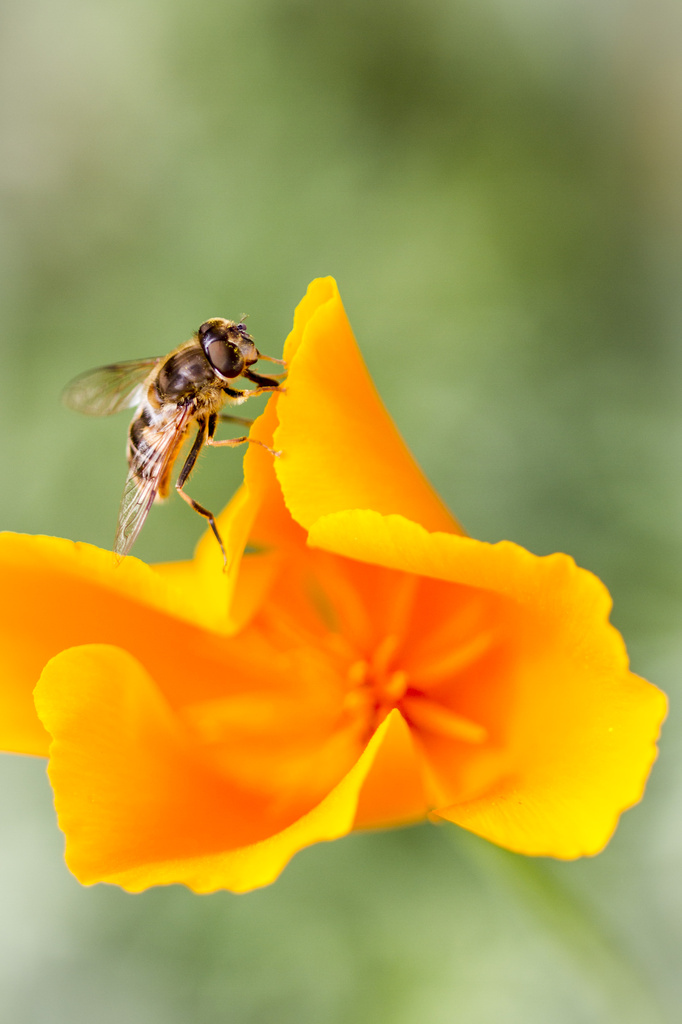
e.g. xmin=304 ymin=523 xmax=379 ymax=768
xmin=114 ymin=405 xmax=194 ymax=559
xmin=62 ymin=358 xmax=162 ymax=416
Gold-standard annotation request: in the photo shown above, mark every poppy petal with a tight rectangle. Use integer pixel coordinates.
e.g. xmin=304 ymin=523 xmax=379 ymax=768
xmin=0 ymin=533 xmax=228 ymax=757
xmin=164 ymin=712 xmax=394 ymax=895
xmin=35 ymin=645 xmax=274 ymax=882
xmin=308 ymin=509 xmax=667 ymax=857
xmin=35 ymin=644 xmax=394 ymax=893
xmin=432 ymin=667 xmax=666 ymax=858
xmin=274 ymin=277 xmax=462 ymax=535
xmin=353 ymin=709 xmax=429 ymax=829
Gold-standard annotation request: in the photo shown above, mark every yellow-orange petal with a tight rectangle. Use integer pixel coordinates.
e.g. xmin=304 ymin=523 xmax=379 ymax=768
xmin=274 ymin=277 xmax=462 ymax=535
xmin=433 ymin=671 xmax=665 ymax=858
xmin=35 ymin=643 xmax=394 ymax=893
xmin=113 ymin=713 xmax=394 ymax=894
xmin=309 ymin=509 xmax=667 ymax=857
xmin=0 ymin=532 xmax=235 ymax=757
xmin=35 ymin=645 xmax=274 ymax=884
xmin=353 ymin=710 xmax=429 ymax=830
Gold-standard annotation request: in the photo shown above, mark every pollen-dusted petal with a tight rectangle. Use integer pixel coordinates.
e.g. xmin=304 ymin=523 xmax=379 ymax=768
xmin=34 ymin=645 xmax=280 ymax=887
xmin=36 ymin=644 xmax=396 ymax=894
xmin=0 ymin=533 xmax=231 ymax=757
xmin=309 ymin=509 xmax=667 ymax=857
xmin=274 ymin=277 xmax=461 ymax=535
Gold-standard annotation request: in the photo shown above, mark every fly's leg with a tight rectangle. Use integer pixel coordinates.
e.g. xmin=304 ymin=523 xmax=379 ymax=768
xmin=250 ymin=367 xmax=287 ymax=380
xmin=242 ymin=368 xmax=283 ymax=389
xmin=256 ymin=353 xmax=286 ymax=366
xmin=175 ymin=420 xmax=228 ymax=569
xmin=223 ymin=383 xmax=285 ymax=401
xmin=207 ymin=415 xmax=280 ymax=457
xmin=219 ymin=413 xmax=254 ymax=427
xmin=207 ymin=435 xmax=281 ymax=457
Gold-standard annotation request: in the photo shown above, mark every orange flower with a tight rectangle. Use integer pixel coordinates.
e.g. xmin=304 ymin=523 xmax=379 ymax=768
xmin=0 ymin=278 xmax=666 ymax=893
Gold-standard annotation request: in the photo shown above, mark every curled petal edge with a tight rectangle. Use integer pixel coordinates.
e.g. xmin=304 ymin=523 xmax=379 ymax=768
xmin=35 ymin=643 xmax=396 ymax=893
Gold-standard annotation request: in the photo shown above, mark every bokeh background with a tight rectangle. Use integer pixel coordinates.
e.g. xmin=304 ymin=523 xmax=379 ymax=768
xmin=1 ymin=0 xmax=681 ymax=1020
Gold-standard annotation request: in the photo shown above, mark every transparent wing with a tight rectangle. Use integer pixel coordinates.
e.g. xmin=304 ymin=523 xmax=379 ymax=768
xmin=114 ymin=406 xmax=194 ymax=558
xmin=62 ymin=358 xmax=162 ymax=416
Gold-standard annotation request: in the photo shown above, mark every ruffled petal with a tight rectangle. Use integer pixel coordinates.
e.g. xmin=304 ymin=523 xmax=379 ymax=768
xmin=308 ymin=510 xmax=667 ymax=857
xmin=34 ymin=645 xmax=275 ymax=880
xmin=433 ymin=668 xmax=666 ymax=858
xmin=35 ymin=643 xmax=393 ymax=893
xmin=274 ymin=278 xmax=461 ymax=535
xmin=113 ymin=712 xmax=394 ymax=894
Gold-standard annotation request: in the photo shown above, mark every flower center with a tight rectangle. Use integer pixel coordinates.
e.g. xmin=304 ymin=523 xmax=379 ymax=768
xmin=343 ymin=631 xmax=488 ymax=745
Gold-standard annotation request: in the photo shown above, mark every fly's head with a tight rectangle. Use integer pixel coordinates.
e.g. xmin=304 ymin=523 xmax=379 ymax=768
xmin=197 ymin=319 xmax=259 ymax=381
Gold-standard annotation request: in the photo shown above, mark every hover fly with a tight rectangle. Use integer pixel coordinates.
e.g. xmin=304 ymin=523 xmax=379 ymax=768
xmin=63 ymin=318 xmax=285 ymax=565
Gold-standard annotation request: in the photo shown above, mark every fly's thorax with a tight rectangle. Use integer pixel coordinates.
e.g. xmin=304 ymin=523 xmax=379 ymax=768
xmin=155 ymin=341 xmax=216 ymax=403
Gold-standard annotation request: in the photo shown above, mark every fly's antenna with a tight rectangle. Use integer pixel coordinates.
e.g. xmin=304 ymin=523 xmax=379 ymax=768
xmin=236 ymin=316 xmax=254 ymax=343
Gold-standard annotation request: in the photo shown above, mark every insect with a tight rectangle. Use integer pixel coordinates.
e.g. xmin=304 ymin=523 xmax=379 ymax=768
xmin=63 ymin=318 xmax=285 ymax=565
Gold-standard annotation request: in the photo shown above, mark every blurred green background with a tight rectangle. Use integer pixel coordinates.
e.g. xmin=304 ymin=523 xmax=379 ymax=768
xmin=1 ymin=0 xmax=681 ymax=1020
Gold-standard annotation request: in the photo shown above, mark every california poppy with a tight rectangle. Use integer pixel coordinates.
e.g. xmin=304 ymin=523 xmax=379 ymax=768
xmin=0 ymin=278 xmax=666 ymax=892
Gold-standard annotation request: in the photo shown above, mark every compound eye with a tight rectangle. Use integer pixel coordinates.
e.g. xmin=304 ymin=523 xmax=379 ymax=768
xmin=204 ymin=338 xmax=244 ymax=379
